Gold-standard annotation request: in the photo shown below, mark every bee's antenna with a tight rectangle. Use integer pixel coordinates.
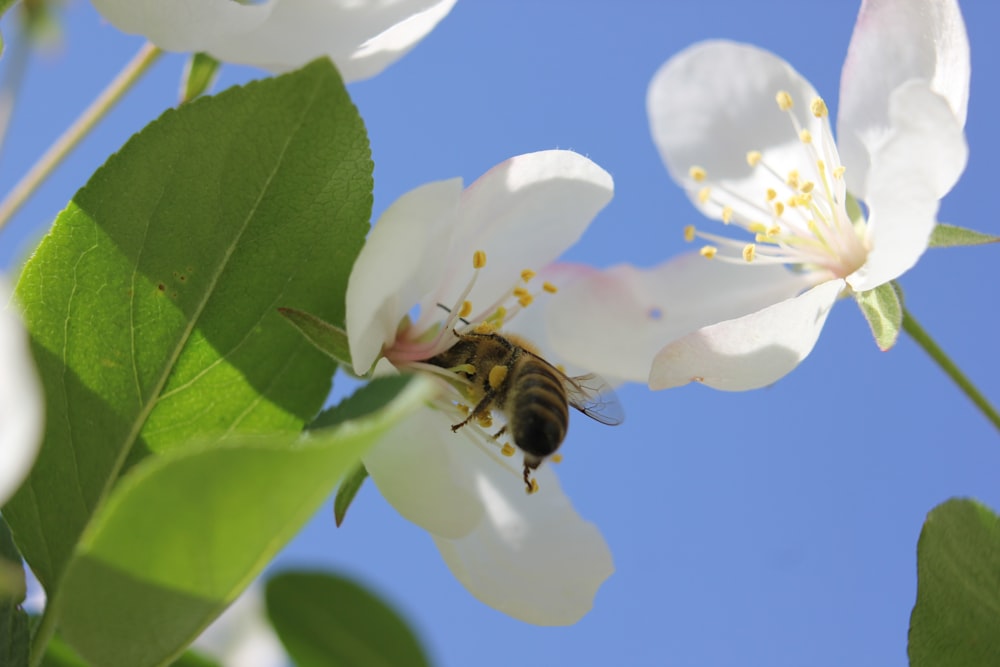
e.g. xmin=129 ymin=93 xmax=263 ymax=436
xmin=437 ymin=302 xmax=471 ymax=326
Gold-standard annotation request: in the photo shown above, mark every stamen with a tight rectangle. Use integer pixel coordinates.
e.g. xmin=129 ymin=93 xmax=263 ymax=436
xmin=475 ymin=321 xmax=496 ymax=334
xmin=810 ymin=97 xmax=828 ymax=118
xmin=833 ymin=165 xmax=846 ymax=179
xmin=488 ymin=365 xmax=508 ymax=390
xmin=520 ymin=269 xmax=536 ymax=282
xmin=458 ymin=300 xmax=473 ymax=318
xmin=452 ymin=363 xmax=476 ymax=375
xmin=775 ymin=90 xmax=794 ymax=111
xmin=477 ymin=413 xmax=493 ymax=428
xmin=721 ymin=206 xmax=734 ymax=224
xmin=518 ymin=293 xmax=533 ymax=307
xmin=683 ymin=224 xmax=696 ymax=242
xmin=746 ymin=151 xmax=762 ymax=167
xmin=528 ymin=478 xmax=540 ymax=495
xmin=743 ymin=244 xmax=757 ymax=262
xmin=689 ymin=166 xmax=707 ymax=182
xmin=501 ymin=443 xmax=516 ymax=457
xmin=773 ymin=201 xmax=785 ymax=216
xmin=472 ymin=250 xmax=487 ymax=269
xmin=799 ymin=129 xmax=812 ymax=143
xmin=697 ymin=187 xmax=711 ymax=204
xmin=800 ymin=181 xmax=815 ymax=194
xmin=513 ymin=287 xmax=530 ymax=299
xmin=700 ymin=245 xmax=718 ymax=259
xmin=766 ymin=188 xmax=777 ymax=201
xmin=542 ymin=281 xmax=558 ymax=294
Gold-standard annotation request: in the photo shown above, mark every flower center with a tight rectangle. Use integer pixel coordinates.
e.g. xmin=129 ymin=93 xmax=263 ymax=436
xmin=684 ymin=90 xmax=869 ymax=281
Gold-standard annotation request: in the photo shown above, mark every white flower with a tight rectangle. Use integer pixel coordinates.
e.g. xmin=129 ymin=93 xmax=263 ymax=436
xmin=1 ymin=278 xmax=44 ymax=505
xmin=90 ymin=0 xmax=458 ymax=80
xmin=345 ymin=150 xmax=615 ymax=624
xmin=194 ymin=586 xmax=286 ymax=667
xmin=551 ymin=0 xmax=970 ymax=391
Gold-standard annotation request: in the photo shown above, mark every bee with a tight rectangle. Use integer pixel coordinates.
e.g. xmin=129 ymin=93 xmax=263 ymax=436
xmin=428 ymin=329 xmax=623 ymax=492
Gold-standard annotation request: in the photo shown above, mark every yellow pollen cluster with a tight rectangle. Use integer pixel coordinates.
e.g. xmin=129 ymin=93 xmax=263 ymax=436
xmin=683 ymin=224 xmax=696 ymax=242
xmin=457 ymin=403 xmax=470 ymax=414
xmin=810 ymin=97 xmax=829 ymax=118
xmin=787 ymin=170 xmax=800 ymax=188
xmin=775 ymin=90 xmax=793 ymax=111
xmin=800 ymin=181 xmax=815 ymax=194
xmin=799 ymin=129 xmax=812 ymax=144
xmin=528 ymin=478 xmax=540 ymax=495
xmin=520 ymin=268 xmax=536 ymax=282
xmin=475 ymin=321 xmax=496 ymax=334
xmin=550 ymin=453 xmax=563 ymax=464
xmin=700 ymin=245 xmax=718 ymax=259
xmin=459 ymin=300 xmax=473 ymax=319
xmin=833 ymin=165 xmax=847 ymax=179
xmin=721 ymin=206 xmax=734 ymax=223
xmin=501 ymin=443 xmax=516 ymax=457
xmin=542 ymin=281 xmax=558 ymax=294
xmin=766 ymin=188 xmax=777 ymax=201
xmin=512 ymin=287 xmax=534 ymax=308
xmin=748 ymin=222 xmax=767 ymax=234
xmin=477 ymin=413 xmax=493 ymax=428
xmin=472 ymin=250 xmax=487 ymax=269
xmin=773 ymin=201 xmax=784 ymax=216
xmin=698 ymin=186 xmax=711 ymax=204
xmin=746 ymin=151 xmax=762 ymax=167
xmin=689 ymin=165 xmax=707 ymax=182
xmin=743 ymin=244 xmax=756 ymax=262
xmin=488 ymin=364 xmax=508 ymax=390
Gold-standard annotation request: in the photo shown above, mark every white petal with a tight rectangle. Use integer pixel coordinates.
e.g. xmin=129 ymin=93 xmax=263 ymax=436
xmin=649 ymin=279 xmax=845 ymax=391
xmin=208 ymin=0 xmax=458 ymax=78
xmin=0 ymin=279 xmax=43 ymax=505
xmin=363 ymin=405 xmax=484 ymax=539
xmin=417 ymin=151 xmax=613 ymax=330
xmin=346 ymin=178 xmax=462 ymax=374
xmin=545 ymin=255 xmax=816 ymax=384
xmin=847 ymin=83 xmax=968 ymax=292
xmin=194 ymin=587 xmax=286 ymax=667
xmin=90 ymin=0 xmax=273 ymax=53
xmin=838 ymin=0 xmax=969 ymax=197
xmin=432 ymin=464 xmax=613 ymax=625
xmin=648 ymin=41 xmax=826 ymax=222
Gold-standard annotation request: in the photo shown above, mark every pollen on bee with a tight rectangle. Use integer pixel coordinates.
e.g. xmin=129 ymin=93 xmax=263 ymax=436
xmin=746 ymin=150 xmax=762 ymax=167
xmin=459 ymin=300 xmax=473 ymax=318
xmin=550 ymin=453 xmax=563 ymax=464
xmin=743 ymin=244 xmax=757 ymax=263
xmin=775 ymin=90 xmax=793 ymax=111
xmin=472 ymin=250 xmax=487 ymax=269
xmin=683 ymin=224 xmax=696 ymax=242
xmin=475 ymin=321 xmax=496 ymax=334
xmin=542 ymin=281 xmax=558 ymax=294
xmin=699 ymin=245 xmax=718 ymax=259
xmin=810 ymin=97 xmax=829 ymax=118
xmin=520 ymin=268 xmax=536 ymax=282
xmin=501 ymin=442 xmax=516 ymax=457
xmin=688 ymin=165 xmax=707 ymax=182
xmin=488 ymin=364 xmax=508 ymax=390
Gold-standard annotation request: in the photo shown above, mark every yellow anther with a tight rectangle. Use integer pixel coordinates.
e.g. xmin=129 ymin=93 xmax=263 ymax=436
xmin=528 ymin=478 xmax=540 ymax=495
xmin=743 ymin=244 xmax=757 ymax=262
xmin=833 ymin=165 xmax=846 ymax=179
xmin=452 ymin=363 xmax=476 ymax=376
xmin=699 ymin=245 xmax=718 ymax=259
xmin=799 ymin=129 xmax=813 ymax=144
xmin=683 ymin=224 xmax=696 ymax=242
xmin=551 ymin=453 xmax=563 ymax=464
xmin=488 ymin=364 xmax=508 ymax=390
xmin=475 ymin=321 xmax=496 ymax=334
xmin=776 ymin=90 xmax=794 ymax=111
xmin=768 ymin=224 xmax=781 ymax=236
xmin=697 ymin=186 xmax=711 ymax=204
xmin=501 ymin=443 xmax=516 ymax=457
xmin=797 ymin=193 xmax=813 ymax=206
xmin=458 ymin=300 xmax=473 ymax=319
xmin=488 ymin=306 xmax=507 ymax=325
xmin=518 ymin=294 xmax=534 ymax=308
xmin=542 ymin=281 xmax=558 ymax=294
xmin=773 ymin=201 xmax=785 ymax=216
xmin=786 ymin=170 xmax=800 ymax=188
xmin=472 ymin=250 xmax=487 ymax=269
xmin=477 ymin=413 xmax=493 ymax=428
xmin=513 ymin=286 xmax=530 ymax=298
xmin=689 ymin=166 xmax=707 ymax=182
xmin=457 ymin=403 xmax=470 ymax=414
xmin=520 ymin=269 xmax=536 ymax=282
xmin=721 ymin=206 xmax=734 ymax=224
xmin=810 ymin=97 xmax=829 ymax=118
xmin=748 ymin=222 xmax=768 ymax=234
xmin=766 ymin=188 xmax=777 ymax=201
xmin=800 ymin=181 xmax=815 ymax=194
xmin=816 ymin=160 xmax=826 ymax=174
xmin=746 ymin=151 xmax=762 ymax=167
xmin=786 ymin=196 xmax=799 ymax=208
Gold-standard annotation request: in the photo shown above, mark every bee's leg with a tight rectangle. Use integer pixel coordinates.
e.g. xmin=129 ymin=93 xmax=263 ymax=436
xmin=522 ymin=464 xmax=536 ymax=494
xmin=491 ymin=424 xmax=507 ymax=440
xmin=450 ymin=391 xmax=495 ymax=433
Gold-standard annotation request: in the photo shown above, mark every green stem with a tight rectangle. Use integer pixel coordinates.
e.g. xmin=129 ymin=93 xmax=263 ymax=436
xmin=28 ymin=601 xmax=56 ymax=667
xmin=0 ymin=41 xmax=162 ymax=233
xmin=902 ymin=306 xmax=1000 ymax=432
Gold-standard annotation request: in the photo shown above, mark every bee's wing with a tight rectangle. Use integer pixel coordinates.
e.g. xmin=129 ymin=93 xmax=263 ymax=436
xmin=564 ymin=373 xmax=624 ymax=426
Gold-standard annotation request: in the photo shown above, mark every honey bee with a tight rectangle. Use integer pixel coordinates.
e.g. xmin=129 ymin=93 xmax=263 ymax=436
xmin=428 ymin=329 xmax=623 ymax=492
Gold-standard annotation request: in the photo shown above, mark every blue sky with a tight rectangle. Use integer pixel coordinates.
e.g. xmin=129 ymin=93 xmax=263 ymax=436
xmin=2 ymin=1 xmax=999 ymax=666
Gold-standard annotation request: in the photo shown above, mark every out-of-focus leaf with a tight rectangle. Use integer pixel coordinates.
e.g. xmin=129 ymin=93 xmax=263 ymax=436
xmin=333 ymin=464 xmax=368 ymax=527
xmin=4 ymin=57 xmax=372 ymax=594
xmin=266 ymin=570 xmax=431 ymax=667
xmin=279 ymin=307 xmax=353 ymax=367
xmin=929 ymin=223 xmax=1000 ymax=248
xmin=909 ymin=498 xmax=1000 ymax=667
xmin=180 ymin=52 xmax=221 ymax=103
xmin=0 ymin=517 xmax=28 ymax=667
xmin=58 ymin=375 xmax=432 ymax=667
xmin=855 ymin=282 xmax=902 ymax=351
xmin=39 ymin=634 xmax=219 ymax=667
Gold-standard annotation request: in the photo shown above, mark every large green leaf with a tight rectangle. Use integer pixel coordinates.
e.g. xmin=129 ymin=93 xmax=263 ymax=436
xmin=57 ymin=375 xmax=433 ymax=667
xmin=266 ymin=570 xmax=431 ymax=667
xmin=0 ymin=517 xmax=28 ymax=667
xmin=909 ymin=498 xmax=1000 ymax=667
xmin=4 ymin=58 xmax=372 ymax=591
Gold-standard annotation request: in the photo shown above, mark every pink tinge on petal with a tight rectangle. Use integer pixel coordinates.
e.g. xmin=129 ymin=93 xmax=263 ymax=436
xmin=649 ymin=279 xmax=845 ymax=391
xmin=432 ymin=464 xmax=613 ymax=626
xmin=838 ymin=0 xmax=969 ymax=197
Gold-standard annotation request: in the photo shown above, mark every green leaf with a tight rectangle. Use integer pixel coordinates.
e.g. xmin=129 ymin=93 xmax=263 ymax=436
xmin=4 ymin=58 xmax=372 ymax=592
xmin=39 ymin=634 xmax=90 ymax=667
xmin=180 ymin=53 xmax=221 ymax=104
xmin=57 ymin=375 xmax=433 ymax=667
xmin=909 ymin=498 xmax=1000 ymax=667
xmin=854 ymin=282 xmax=902 ymax=351
xmin=266 ymin=570 xmax=431 ymax=667
xmin=0 ymin=518 xmax=28 ymax=667
xmin=929 ymin=223 xmax=1000 ymax=248
xmin=333 ymin=464 xmax=369 ymax=527
xmin=279 ymin=307 xmax=353 ymax=367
